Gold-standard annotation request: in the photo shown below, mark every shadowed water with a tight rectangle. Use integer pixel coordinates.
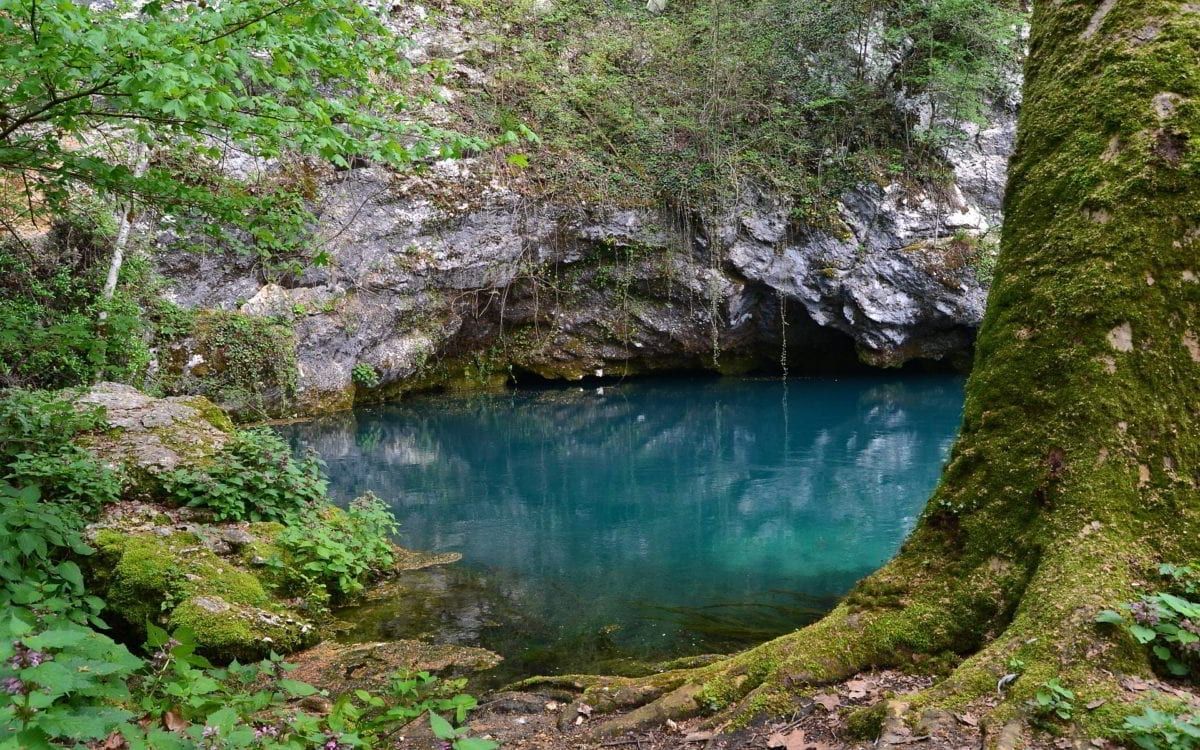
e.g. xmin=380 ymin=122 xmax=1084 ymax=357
xmin=279 ymin=375 xmax=964 ymax=681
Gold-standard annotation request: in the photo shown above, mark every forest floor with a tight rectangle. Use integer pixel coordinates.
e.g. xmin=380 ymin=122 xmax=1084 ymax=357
xmin=390 ymin=670 xmax=1029 ymax=750
xmin=390 ymin=666 xmax=1200 ymax=750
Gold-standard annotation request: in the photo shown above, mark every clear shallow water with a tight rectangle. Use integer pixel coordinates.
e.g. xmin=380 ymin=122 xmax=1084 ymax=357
xmin=279 ymin=375 xmax=964 ymax=681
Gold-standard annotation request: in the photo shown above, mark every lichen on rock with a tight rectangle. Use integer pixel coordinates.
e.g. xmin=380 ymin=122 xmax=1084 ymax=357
xmin=73 ymin=382 xmax=230 ymax=479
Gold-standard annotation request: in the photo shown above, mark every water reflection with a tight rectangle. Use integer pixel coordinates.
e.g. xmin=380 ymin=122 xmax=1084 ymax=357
xmin=280 ymin=375 xmax=963 ymax=679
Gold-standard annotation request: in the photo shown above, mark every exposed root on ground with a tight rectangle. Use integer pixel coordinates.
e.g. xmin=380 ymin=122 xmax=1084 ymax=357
xmin=508 ymin=520 xmax=1168 ymax=748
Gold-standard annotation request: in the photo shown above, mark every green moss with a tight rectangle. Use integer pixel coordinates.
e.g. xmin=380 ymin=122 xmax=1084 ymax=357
xmin=169 ymin=595 xmax=311 ymax=663
xmin=89 ymin=528 xmax=317 ymax=660
xmin=844 ymin=702 xmax=888 ymax=740
xmin=731 ymin=687 xmax=795 ymax=729
xmin=183 ymin=397 xmax=236 ymax=433
xmin=155 ymin=310 xmax=298 ymax=421
xmin=696 ymin=673 xmax=745 ymax=714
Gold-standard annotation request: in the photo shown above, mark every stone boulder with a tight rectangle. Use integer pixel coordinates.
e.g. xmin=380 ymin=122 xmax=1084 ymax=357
xmin=287 ymin=639 xmax=502 ymax=695
xmin=85 ymin=502 xmax=320 ymax=662
xmin=74 ymin=382 xmax=231 ymax=476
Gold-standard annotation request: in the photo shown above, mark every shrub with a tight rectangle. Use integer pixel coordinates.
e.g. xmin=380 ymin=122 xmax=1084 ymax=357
xmin=161 ymin=428 xmax=326 ymax=522
xmin=351 ymin=363 xmax=381 ymax=389
xmin=0 ymin=206 xmax=151 ymax=390
xmin=0 ymin=391 xmax=121 ymax=516
xmin=275 ymin=494 xmax=399 ymax=600
xmin=468 ymin=0 xmax=1022 ymax=216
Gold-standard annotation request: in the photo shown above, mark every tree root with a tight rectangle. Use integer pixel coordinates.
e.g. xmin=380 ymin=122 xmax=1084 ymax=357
xmin=517 ymin=523 xmax=1161 ymax=746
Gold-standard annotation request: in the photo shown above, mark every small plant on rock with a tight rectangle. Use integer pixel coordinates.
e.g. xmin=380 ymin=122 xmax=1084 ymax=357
xmin=1031 ymin=678 xmax=1075 ymax=725
xmin=351 ymin=363 xmax=381 ymax=389
xmin=161 ymin=428 xmax=326 ymax=522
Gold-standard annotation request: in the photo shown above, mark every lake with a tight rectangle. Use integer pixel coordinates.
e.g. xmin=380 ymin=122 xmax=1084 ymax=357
xmin=279 ymin=374 xmax=964 ymax=682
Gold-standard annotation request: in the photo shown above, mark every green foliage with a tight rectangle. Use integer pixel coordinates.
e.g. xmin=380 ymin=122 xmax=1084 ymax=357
xmin=161 ymin=428 xmax=326 ymax=522
xmin=348 ymin=670 xmax=495 ymax=749
xmin=468 ymin=0 xmax=1023 ymax=213
xmin=0 ymin=391 xmax=121 ymax=516
xmin=430 ymin=708 xmax=500 ymax=750
xmin=0 ymin=0 xmax=486 ymax=253
xmin=274 ymin=494 xmax=398 ymax=600
xmin=1158 ymin=564 xmax=1200 ymax=595
xmin=153 ymin=311 xmax=299 ymax=420
xmin=1031 ymin=678 xmax=1075 ymax=723
xmin=885 ymin=0 xmax=1022 ymax=143
xmin=1096 ymin=566 xmax=1200 ymax=677
xmin=0 ymin=205 xmax=152 ymax=389
xmin=351 ymin=364 xmax=381 ymax=389
xmin=0 ymin=479 xmax=493 ymax=749
xmin=0 ymin=483 xmax=105 ymax=629
xmin=145 ymin=299 xmax=197 ymax=344
xmin=1124 ymin=708 xmax=1200 ymax=750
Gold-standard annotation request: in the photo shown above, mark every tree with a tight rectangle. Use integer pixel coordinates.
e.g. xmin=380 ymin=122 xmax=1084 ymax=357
xmin=529 ymin=0 xmax=1200 ymax=740
xmin=0 ymin=0 xmax=486 ymax=265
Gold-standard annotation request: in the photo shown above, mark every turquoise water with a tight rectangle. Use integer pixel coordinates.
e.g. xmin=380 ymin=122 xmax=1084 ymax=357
xmin=279 ymin=375 xmax=964 ymax=680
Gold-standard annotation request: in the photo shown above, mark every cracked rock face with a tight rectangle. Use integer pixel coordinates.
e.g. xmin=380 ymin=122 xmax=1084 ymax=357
xmin=156 ymin=152 xmax=1002 ymax=416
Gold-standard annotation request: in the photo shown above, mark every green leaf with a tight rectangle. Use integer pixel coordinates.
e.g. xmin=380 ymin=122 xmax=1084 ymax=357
xmin=55 ymin=561 xmax=84 ymax=590
xmin=26 ymin=627 xmax=89 ymax=649
xmin=145 ymin=621 xmax=170 ymax=648
xmin=7 ymin=615 xmax=33 ymax=637
xmin=1158 ymin=593 xmax=1200 ymax=618
xmin=1095 ymin=609 xmax=1125 ymax=624
xmin=1130 ymin=624 xmax=1159 ymax=644
xmin=430 ymin=712 xmax=457 ymax=740
xmin=278 ymin=678 xmax=319 ymax=697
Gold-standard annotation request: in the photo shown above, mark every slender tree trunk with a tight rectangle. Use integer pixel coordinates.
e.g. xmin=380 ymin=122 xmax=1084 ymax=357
xmin=541 ymin=0 xmax=1200 ymax=740
xmin=99 ymin=145 xmax=150 ymax=315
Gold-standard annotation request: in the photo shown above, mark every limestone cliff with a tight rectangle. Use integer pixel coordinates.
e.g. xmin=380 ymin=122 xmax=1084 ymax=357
xmin=151 ymin=1 xmax=1019 ymax=417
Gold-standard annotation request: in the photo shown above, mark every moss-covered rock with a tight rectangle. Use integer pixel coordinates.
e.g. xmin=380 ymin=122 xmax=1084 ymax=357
xmin=87 ymin=505 xmax=319 ymax=662
xmin=155 ymin=310 xmax=299 ymax=421
xmin=169 ymin=595 xmax=312 ymax=663
xmin=73 ymin=382 xmax=230 ymax=482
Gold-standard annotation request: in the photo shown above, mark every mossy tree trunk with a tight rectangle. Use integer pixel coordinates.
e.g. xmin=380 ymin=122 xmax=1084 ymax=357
xmin=529 ymin=0 xmax=1200 ymax=741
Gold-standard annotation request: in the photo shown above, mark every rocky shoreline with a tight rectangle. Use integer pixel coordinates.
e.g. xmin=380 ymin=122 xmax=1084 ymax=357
xmin=69 ymin=382 xmax=503 ymax=683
